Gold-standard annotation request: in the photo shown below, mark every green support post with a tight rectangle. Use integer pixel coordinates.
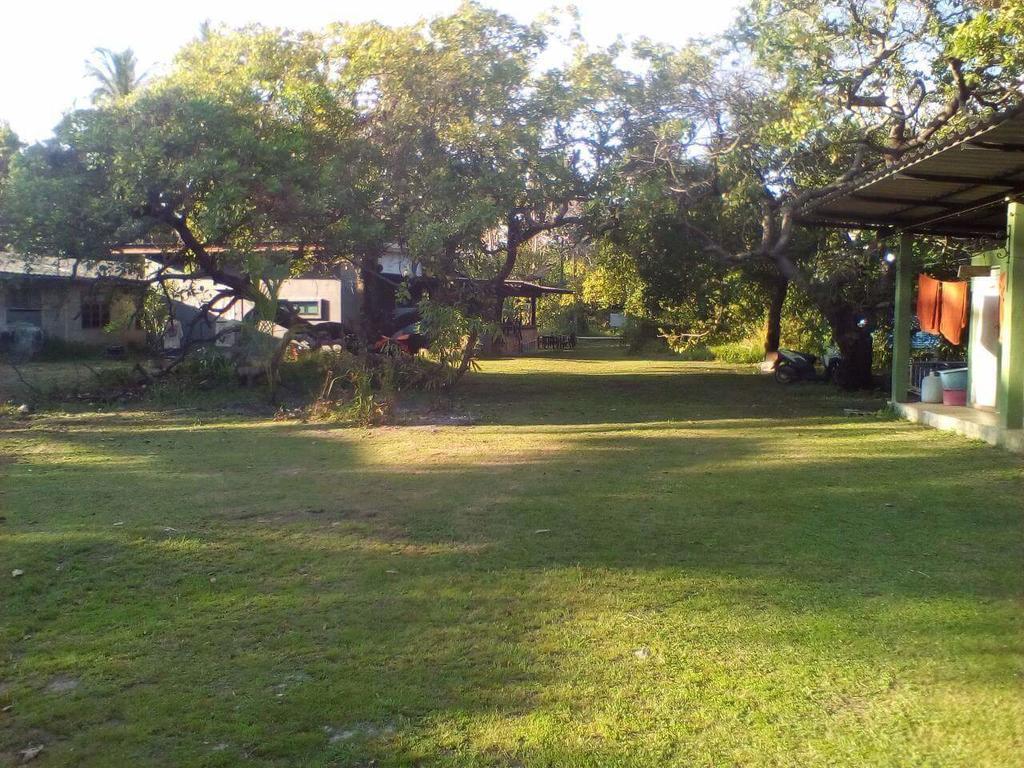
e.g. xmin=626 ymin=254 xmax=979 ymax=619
xmin=999 ymin=202 xmax=1024 ymax=429
xmin=891 ymin=234 xmax=915 ymax=403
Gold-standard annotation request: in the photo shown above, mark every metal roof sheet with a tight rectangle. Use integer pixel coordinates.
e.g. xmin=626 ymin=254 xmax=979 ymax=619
xmin=801 ymin=103 xmax=1024 ymax=237
xmin=0 ymin=253 xmax=146 ymax=284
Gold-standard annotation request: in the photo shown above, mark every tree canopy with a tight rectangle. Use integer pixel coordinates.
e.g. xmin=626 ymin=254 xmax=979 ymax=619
xmin=1 ymin=0 xmax=1021 ymax=387
xmin=592 ymin=0 xmax=1024 ymax=385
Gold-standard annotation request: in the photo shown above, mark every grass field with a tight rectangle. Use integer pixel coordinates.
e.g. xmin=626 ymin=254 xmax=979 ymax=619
xmin=0 ymin=359 xmax=136 ymax=404
xmin=1 ymin=348 xmax=1022 ymax=766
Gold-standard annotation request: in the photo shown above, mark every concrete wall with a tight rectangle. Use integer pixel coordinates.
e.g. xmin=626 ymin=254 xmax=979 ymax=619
xmin=277 ymin=279 xmax=341 ymax=321
xmin=0 ymin=278 xmax=145 ymax=346
xmin=169 ymin=264 xmax=362 ymax=335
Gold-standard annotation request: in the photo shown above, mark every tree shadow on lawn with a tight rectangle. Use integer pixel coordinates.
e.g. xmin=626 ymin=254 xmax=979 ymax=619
xmin=1 ymin=407 xmax=1021 ymax=765
xmin=459 ymin=367 xmax=885 ymax=426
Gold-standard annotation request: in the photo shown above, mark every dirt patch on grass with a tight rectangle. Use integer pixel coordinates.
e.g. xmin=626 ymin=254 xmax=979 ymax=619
xmin=233 ymin=505 xmax=385 ymax=525
xmin=324 ymin=721 xmax=397 ymax=743
xmin=44 ymin=676 xmax=79 ymax=695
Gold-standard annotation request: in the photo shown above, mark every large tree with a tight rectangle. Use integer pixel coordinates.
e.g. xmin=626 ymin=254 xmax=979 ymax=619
xmin=3 ymin=28 xmax=371 ymax=354
xmin=619 ymin=0 xmax=1024 ymax=387
xmin=320 ymin=4 xmax=647 ymax=369
xmin=1 ymin=4 xmax=643 ymax=380
xmin=294 ymin=4 xmax=629 ymax=353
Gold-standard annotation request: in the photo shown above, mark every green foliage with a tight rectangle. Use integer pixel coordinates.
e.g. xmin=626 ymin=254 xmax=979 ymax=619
xmin=707 ymin=338 xmax=766 ymax=364
xmin=780 ymin=284 xmax=831 ymax=356
xmin=143 ymin=348 xmax=239 ymax=405
xmin=417 ymin=297 xmax=493 ymax=387
xmin=667 ymin=337 xmax=772 ymax=364
xmin=138 ymin=288 xmax=171 ymax=340
xmin=582 ymin=246 xmax=646 ymax=318
xmin=533 ymin=293 xmax=581 ymax=334
xmin=0 ymin=122 xmax=20 ymax=182
xmin=305 ymin=360 xmax=395 ymax=427
xmin=302 ymin=347 xmax=448 ymax=426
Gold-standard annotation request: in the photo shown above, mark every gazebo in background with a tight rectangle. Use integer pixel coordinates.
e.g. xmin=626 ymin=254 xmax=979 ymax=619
xmin=493 ymin=280 xmax=574 ymax=355
xmin=802 ymin=104 xmax=1024 ymax=451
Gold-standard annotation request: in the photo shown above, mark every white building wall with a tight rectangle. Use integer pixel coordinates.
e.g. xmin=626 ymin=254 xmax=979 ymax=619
xmin=163 ymin=262 xmax=362 ymax=333
xmin=968 ymin=272 xmax=1000 ymax=409
xmin=277 ymin=279 xmax=342 ymax=321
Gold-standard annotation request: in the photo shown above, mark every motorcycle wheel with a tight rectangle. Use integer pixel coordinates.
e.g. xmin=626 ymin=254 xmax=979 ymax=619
xmin=774 ymin=362 xmax=800 ymax=384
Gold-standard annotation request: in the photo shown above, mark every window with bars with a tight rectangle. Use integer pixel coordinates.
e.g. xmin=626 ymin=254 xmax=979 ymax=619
xmin=81 ymin=301 xmax=111 ymax=329
xmin=6 ymin=284 xmax=43 ymax=327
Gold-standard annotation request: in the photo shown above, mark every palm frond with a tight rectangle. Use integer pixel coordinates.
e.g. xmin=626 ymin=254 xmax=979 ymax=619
xmin=85 ymin=47 xmax=145 ymax=104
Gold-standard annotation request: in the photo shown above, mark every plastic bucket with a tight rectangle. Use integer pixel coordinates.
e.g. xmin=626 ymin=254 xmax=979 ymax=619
xmin=942 ymin=388 xmax=967 ymax=406
xmin=938 ymin=368 xmax=968 ymax=390
xmin=920 ymin=372 xmax=944 ymax=404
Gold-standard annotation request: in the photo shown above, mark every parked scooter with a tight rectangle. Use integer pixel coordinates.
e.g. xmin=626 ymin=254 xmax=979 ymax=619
xmin=773 ymin=348 xmax=842 ymax=384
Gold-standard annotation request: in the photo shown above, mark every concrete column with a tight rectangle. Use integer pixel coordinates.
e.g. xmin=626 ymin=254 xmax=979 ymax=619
xmin=891 ymin=234 xmax=915 ymax=403
xmin=999 ymin=202 xmax=1024 ymax=429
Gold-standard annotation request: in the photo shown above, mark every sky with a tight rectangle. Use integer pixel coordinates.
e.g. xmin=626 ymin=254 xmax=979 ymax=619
xmin=1 ymin=0 xmax=745 ymax=143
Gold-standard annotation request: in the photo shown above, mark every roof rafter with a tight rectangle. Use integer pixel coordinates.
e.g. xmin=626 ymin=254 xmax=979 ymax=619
xmin=966 ymin=141 xmax=1024 ymax=153
xmin=849 ymin=193 xmax=964 ymax=209
xmin=893 ymin=171 xmax=1020 ymax=187
xmin=799 ymin=103 xmax=1024 ymax=237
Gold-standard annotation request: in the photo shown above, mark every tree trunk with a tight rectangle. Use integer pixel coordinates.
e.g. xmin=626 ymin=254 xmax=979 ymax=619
xmin=358 ymin=251 xmax=391 ymax=349
xmin=763 ymin=275 xmax=788 ymax=359
xmin=768 ymin=243 xmax=874 ymax=389
xmin=266 ymin=327 xmax=296 ymax=404
xmin=824 ymin=306 xmax=874 ymax=390
xmin=446 ymin=330 xmax=480 ymax=388
xmin=492 ymin=233 xmax=519 ymax=322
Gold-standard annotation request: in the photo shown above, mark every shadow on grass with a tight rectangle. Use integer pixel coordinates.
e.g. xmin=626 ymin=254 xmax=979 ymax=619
xmin=0 ymin=360 xmax=1021 ymax=766
xmin=460 ymin=352 xmax=885 ymax=427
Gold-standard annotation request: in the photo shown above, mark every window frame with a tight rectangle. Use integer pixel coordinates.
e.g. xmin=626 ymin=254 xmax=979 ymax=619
xmin=80 ymin=300 xmax=111 ymax=330
xmin=280 ymin=299 xmax=325 ymax=320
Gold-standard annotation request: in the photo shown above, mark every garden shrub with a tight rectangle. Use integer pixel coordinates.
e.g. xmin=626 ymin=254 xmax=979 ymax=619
xmin=143 ymin=348 xmax=240 ymax=404
xmin=707 ymin=338 xmax=765 ymax=364
xmin=300 ymin=347 xmax=449 ymax=426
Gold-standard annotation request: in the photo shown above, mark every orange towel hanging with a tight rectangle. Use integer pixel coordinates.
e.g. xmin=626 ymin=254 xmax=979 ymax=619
xmin=938 ymin=279 xmax=968 ymax=346
xmin=917 ymin=275 xmax=942 ymax=334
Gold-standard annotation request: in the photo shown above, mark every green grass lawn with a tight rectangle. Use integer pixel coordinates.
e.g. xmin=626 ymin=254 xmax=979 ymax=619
xmin=0 ymin=359 xmax=138 ymax=404
xmin=2 ymin=348 xmax=1022 ymax=766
